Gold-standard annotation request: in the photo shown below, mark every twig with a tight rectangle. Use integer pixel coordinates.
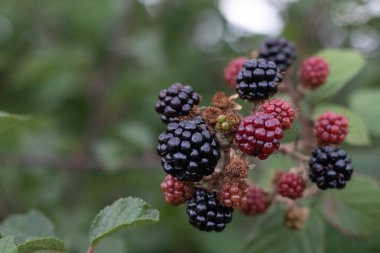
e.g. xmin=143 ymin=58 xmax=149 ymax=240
xmin=278 ymin=143 xmax=309 ymax=163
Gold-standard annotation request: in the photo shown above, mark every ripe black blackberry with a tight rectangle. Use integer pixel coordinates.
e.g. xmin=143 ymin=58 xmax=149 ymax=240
xmin=155 ymin=83 xmax=200 ymax=123
xmin=309 ymin=146 xmax=353 ymax=190
xmin=157 ymin=116 xmax=221 ymax=182
xmin=236 ymin=59 xmax=282 ymax=101
xmin=258 ymin=37 xmax=296 ymax=72
xmin=186 ymin=188 xmax=233 ymax=232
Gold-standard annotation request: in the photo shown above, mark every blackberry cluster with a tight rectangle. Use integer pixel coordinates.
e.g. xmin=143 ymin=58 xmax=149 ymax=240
xmin=155 ymin=83 xmax=200 ymax=123
xmin=236 ymin=59 xmax=283 ymax=101
xmin=240 ymin=186 xmax=271 ymax=216
xmin=276 ymin=172 xmax=306 ymax=200
xmin=160 ymin=175 xmax=194 ymax=206
xmin=300 ymin=56 xmax=329 ymax=89
xmin=157 ymin=116 xmax=220 ymax=182
xmin=224 ymin=57 xmax=246 ymax=88
xmin=260 ymin=98 xmax=295 ymax=130
xmin=235 ymin=112 xmax=283 ymax=160
xmin=187 ymin=189 xmax=233 ymax=232
xmin=315 ymin=111 xmax=349 ymax=145
xmin=258 ymin=37 xmax=296 ymax=72
xmin=309 ymin=146 xmax=353 ymax=190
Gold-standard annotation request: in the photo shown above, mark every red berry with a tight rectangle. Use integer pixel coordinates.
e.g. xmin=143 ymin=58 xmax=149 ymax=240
xmin=276 ymin=172 xmax=306 ymax=199
xmin=300 ymin=56 xmax=329 ymax=89
xmin=315 ymin=111 xmax=349 ymax=145
xmin=260 ymin=98 xmax=295 ymax=130
xmin=235 ymin=112 xmax=283 ymax=160
xmin=219 ymin=179 xmax=248 ymax=208
xmin=240 ymin=186 xmax=271 ymax=216
xmin=224 ymin=57 xmax=246 ymax=88
xmin=160 ymin=175 xmax=194 ymax=206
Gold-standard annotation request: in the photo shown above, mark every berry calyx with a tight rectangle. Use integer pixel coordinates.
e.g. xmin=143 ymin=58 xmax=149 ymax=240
xmin=315 ymin=111 xmax=349 ymax=145
xmin=235 ymin=112 xmax=283 ymax=160
xmin=219 ymin=178 xmax=248 ymax=208
xmin=260 ymin=98 xmax=295 ymax=130
xmin=300 ymin=56 xmax=329 ymax=89
xmin=225 ymin=157 xmax=249 ymax=179
xmin=236 ymin=59 xmax=282 ymax=101
xmin=157 ymin=116 xmax=221 ymax=182
xmin=160 ymin=175 xmax=194 ymax=206
xmin=240 ymin=186 xmax=271 ymax=216
xmin=187 ymin=188 xmax=233 ymax=232
xmin=224 ymin=57 xmax=246 ymax=88
xmin=155 ymin=83 xmax=200 ymax=123
xmin=309 ymin=146 xmax=353 ymax=190
xmin=258 ymin=37 xmax=296 ymax=72
xmin=284 ymin=205 xmax=309 ymax=230
xmin=276 ymin=172 xmax=306 ymax=199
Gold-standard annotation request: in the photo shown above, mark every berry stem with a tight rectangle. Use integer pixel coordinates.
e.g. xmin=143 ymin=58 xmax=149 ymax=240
xmin=87 ymin=246 xmax=95 ymax=253
xmin=302 ymin=185 xmax=320 ymax=197
xmin=278 ymin=143 xmax=309 ymax=163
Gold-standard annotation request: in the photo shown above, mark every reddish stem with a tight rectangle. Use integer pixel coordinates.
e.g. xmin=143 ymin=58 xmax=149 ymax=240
xmin=87 ymin=247 xmax=95 ymax=253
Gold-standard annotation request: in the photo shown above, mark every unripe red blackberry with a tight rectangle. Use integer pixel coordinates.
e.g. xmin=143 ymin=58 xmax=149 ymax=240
xmin=258 ymin=37 xmax=296 ymax=72
xmin=187 ymin=188 xmax=233 ymax=232
xmin=300 ymin=56 xmax=329 ymax=89
xmin=276 ymin=172 xmax=306 ymax=200
xmin=240 ymin=186 xmax=271 ymax=216
xmin=235 ymin=112 xmax=283 ymax=160
xmin=160 ymin=175 xmax=194 ymax=206
xmin=155 ymin=83 xmax=200 ymax=123
xmin=224 ymin=57 xmax=246 ymax=88
xmin=157 ymin=116 xmax=221 ymax=182
xmin=260 ymin=98 xmax=295 ymax=130
xmin=236 ymin=59 xmax=282 ymax=101
xmin=309 ymin=146 xmax=353 ymax=190
xmin=219 ymin=179 xmax=248 ymax=208
xmin=315 ymin=111 xmax=349 ymax=145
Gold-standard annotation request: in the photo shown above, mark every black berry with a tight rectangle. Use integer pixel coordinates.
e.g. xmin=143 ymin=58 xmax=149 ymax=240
xmin=258 ymin=37 xmax=296 ymax=72
xmin=309 ymin=146 xmax=353 ymax=190
xmin=155 ymin=83 xmax=200 ymax=123
xmin=186 ymin=188 xmax=233 ymax=232
xmin=236 ymin=59 xmax=282 ymax=101
xmin=157 ymin=116 xmax=221 ymax=182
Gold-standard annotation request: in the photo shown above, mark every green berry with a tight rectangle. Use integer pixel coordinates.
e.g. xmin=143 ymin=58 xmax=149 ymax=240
xmin=221 ymin=122 xmax=230 ymax=131
xmin=217 ymin=115 xmax=227 ymax=124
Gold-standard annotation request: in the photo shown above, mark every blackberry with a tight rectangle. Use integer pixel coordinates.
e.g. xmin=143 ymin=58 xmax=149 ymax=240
xmin=155 ymin=83 xmax=200 ymax=123
xmin=315 ymin=111 xmax=349 ymax=145
xmin=235 ymin=112 xmax=283 ymax=160
xmin=186 ymin=188 xmax=233 ymax=232
xmin=224 ymin=57 xmax=246 ymax=88
xmin=236 ymin=59 xmax=282 ymax=101
xmin=309 ymin=146 xmax=353 ymax=190
xmin=300 ymin=56 xmax=329 ymax=89
xmin=157 ymin=116 xmax=221 ymax=182
xmin=160 ymin=175 xmax=194 ymax=206
xmin=258 ymin=37 xmax=296 ymax=72
xmin=219 ymin=178 xmax=248 ymax=208
xmin=240 ymin=186 xmax=271 ymax=216
xmin=276 ymin=172 xmax=306 ymax=200
xmin=260 ymin=98 xmax=295 ymax=130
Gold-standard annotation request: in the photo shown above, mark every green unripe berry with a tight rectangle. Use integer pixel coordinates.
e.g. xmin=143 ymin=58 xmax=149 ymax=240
xmin=221 ymin=122 xmax=230 ymax=131
xmin=217 ymin=115 xmax=227 ymax=124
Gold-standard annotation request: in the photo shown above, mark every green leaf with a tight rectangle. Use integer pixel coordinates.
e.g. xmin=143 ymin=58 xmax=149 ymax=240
xmin=0 ymin=111 xmax=30 ymax=133
xmin=17 ymin=237 xmax=65 ymax=253
xmin=323 ymin=175 xmax=380 ymax=237
xmin=241 ymin=208 xmax=325 ymax=253
xmin=311 ymin=49 xmax=365 ymax=101
xmin=89 ymin=197 xmax=159 ymax=247
xmin=0 ymin=236 xmax=18 ymax=253
xmin=0 ymin=210 xmax=65 ymax=252
xmin=313 ymin=104 xmax=371 ymax=146
xmin=349 ymin=89 xmax=380 ymax=137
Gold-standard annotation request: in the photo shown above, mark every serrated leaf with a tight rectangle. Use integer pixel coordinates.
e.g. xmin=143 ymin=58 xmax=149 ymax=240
xmin=0 ymin=210 xmax=55 ymax=243
xmin=313 ymin=104 xmax=371 ymax=146
xmin=323 ymin=175 xmax=380 ymax=237
xmin=311 ymin=49 xmax=365 ymax=101
xmin=0 ymin=111 xmax=30 ymax=133
xmin=17 ymin=237 xmax=65 ymax=253
xmin=349 ymin=89 xmax=380 ymax=137
xmin=89 ymin=197 xmax=159 ymax=246
xmin=0 ymin=236 xmax=18 ymax=253
xmin=241 ymin=208 xmax=325 ymax=253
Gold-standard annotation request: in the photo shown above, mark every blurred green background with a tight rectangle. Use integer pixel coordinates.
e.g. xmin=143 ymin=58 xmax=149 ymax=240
xmin=0 ymin=0 xmax=380 ymax=252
